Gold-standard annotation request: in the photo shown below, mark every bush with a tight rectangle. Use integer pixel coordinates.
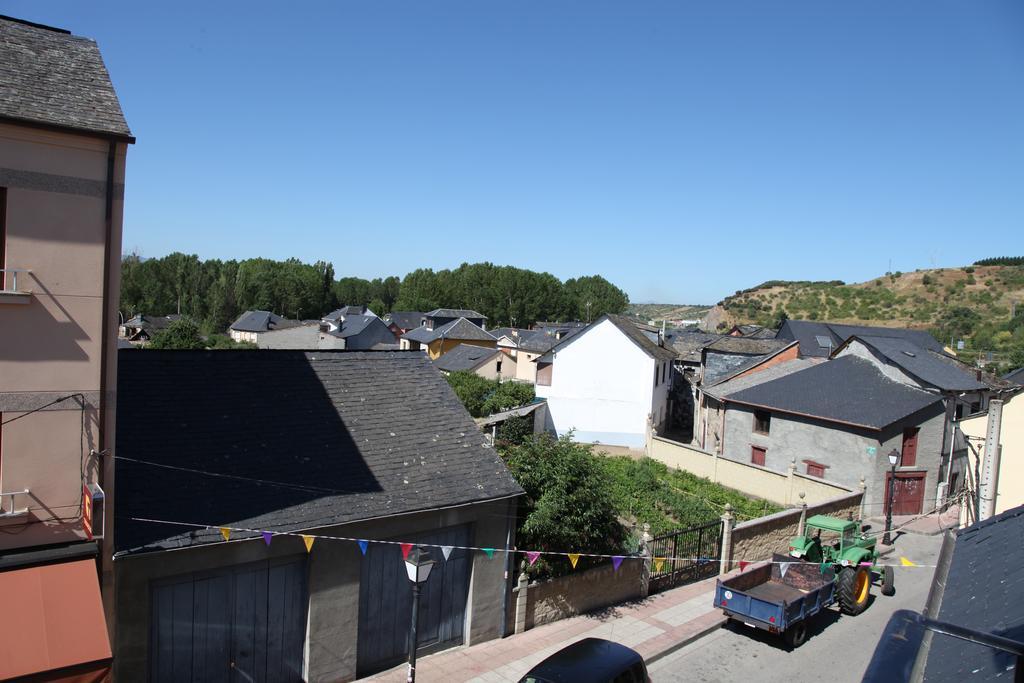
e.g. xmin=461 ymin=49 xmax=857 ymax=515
xmin=147 ymin=319 xmax=205 ymax=350
xmin=502 ymin=435 xmax=627 ymax=578
xmin=922 ymin=274 xmax=935 ymax=286
xmin=444 ymin=371 xmax=495 ymax=417
xmin=495 ymin=415 xmax=533 ymax=447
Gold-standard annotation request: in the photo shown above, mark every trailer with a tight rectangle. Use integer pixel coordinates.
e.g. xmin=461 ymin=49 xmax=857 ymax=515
xmin=715 ymin=554 xmax=837 ymax=648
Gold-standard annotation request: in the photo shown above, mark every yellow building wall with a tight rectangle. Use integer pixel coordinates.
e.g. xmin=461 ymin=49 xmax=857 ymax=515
xmin=961 ymin=395 xmax=1024 ymax=516
xmin=427 ymin=337 xmax=495 ymax=360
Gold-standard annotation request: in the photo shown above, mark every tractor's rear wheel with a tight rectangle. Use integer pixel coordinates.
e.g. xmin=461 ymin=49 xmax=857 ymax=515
xmin=881 ymin=565 xmax=896 ymax=596
xmin=784 ymin=621 xmax=808 ymax=649
xmin=838 ymin=567 xmax=871 ymax=615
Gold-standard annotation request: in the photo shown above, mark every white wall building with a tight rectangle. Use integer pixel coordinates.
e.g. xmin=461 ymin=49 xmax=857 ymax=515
xmin=534 ymin=314 xmax=677 ymax=448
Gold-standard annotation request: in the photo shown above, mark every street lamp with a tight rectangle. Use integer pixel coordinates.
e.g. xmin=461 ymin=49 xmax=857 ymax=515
xmin=404 ymin=547 xmax=435 ymax=683
xmin=882 ymin=449 xmax=900 ymax=545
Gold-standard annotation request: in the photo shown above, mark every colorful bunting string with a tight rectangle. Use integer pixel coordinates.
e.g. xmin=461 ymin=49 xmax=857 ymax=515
xmin=568 ymin=553 xmax=580 ymax=569
xmin=738 ymin=560 xmax=749 ymax=572
xmin=132 ymin=517 xmax=933 ymax=571
xmin=779 ymin=562 xmax=791 ymax=577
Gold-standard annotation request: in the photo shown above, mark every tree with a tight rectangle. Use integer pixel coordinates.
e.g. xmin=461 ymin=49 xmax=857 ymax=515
xmin=495 ymin=415 xmax=533 ymax=446
xmin=481 ymin=382 xmax=534 ymax=415
xmin=501 ymin=434 xmax=627 ymax=578
xmin=444 ymin=371 xmax=496 ymax=417
xmin=562 ymin=275 xmax=629 ymax=322
xmin=147 ymin=318 xmax=205 ymax=350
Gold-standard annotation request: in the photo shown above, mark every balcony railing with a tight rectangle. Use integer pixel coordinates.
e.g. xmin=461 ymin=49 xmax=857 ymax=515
xmin=0 ymin=268 xmax=31 ymax=300
xmin=0 ymin=489 xmax=30 ymax=519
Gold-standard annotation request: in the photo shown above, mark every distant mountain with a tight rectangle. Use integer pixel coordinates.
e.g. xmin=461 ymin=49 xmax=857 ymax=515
xmin=626 ymin=303 xmax=712 ymax=324
xmin=707 ymin=264 xmax=1024 ymax=335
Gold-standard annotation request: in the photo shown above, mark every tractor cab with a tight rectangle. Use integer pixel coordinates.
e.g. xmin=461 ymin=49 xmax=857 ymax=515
xmin=789 ymin=515 xmax=874 ymax=567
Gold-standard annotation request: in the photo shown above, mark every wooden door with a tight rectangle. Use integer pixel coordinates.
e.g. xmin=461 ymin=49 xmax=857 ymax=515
xmin=356 ymin=525 xmax=472 ymax=677
xmin=150 ymin=557 xmax=308 ymax=683
xmin=885 ymin=472 xmax=926 ymax=515
xmin=751 ymin=446 xmax=766 ymax=466
xmin=901 ymin=428 xmax=919 ymax=467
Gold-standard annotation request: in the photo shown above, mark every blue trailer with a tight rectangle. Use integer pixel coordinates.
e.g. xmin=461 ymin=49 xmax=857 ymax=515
xmin=714 ymin=554 xmax=837 ymax=648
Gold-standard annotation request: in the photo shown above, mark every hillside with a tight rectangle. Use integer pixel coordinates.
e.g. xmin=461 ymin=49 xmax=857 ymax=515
xmin=712 ymin=265 xmax=1024 ymax=331
xmin=626 ymin=303 xmax=712 ymax=324
xmin=708 ymin=264 xmax=1024 ymax=370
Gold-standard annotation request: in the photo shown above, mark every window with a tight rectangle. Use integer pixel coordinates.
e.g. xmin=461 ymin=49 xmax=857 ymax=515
xmin=901 ymin=427 xmax=919 ymax=467
xmin=751 ymin=446 xmax=766 ymax=466
xmin=661 ymin=362 xmax=667 ymax=384
xmin=654 ymin=365 xmax=659 ymax=387
xmin=496 ymin=359 xmax=502 ymax=374
xmin=753 ymin=410 xmax=771 ymax=435
xmin=805 ymin=460 xmax=828 ymax=478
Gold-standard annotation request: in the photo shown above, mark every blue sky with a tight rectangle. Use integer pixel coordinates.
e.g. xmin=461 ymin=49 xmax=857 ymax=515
xmin=7 ymin=1 xmax=1024 ymax=303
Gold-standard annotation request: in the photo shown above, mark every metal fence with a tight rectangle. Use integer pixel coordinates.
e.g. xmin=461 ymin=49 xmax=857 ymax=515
xmin=649 ymin=519 xmax=723 ymax=593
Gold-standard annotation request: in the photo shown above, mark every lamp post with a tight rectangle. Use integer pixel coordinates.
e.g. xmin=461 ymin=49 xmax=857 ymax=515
xmin=883 ymin=449 xmax=900 ymax=545
xmin=404 ymin=547 xmax=435 ymax=683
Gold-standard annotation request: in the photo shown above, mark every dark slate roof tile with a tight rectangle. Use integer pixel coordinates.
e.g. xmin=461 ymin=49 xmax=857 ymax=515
xmin=229 ymin=310 xmax=302 ymax=333
xmin=726 ymin=355 xmax=942 ymax=430
xmin=384 ymin=311 xmax=425 ymax=330
xmin=114 ymin=350 xmax=522 ymax=554
xmin=853 ymin=336 xmax=989 ymax=392
xmin=0 ymin=16 xmax=131 ymax=138
xmin=402 ymin=317 xmax=496 ymax=344
xmin=433 ymin=344 xmax=502 ymax=372
xmin=425 ymin=308 xmax=487 ymax=320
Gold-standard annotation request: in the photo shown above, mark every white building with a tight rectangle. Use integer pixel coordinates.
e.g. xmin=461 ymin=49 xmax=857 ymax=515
xmin=534 ymin=314 xmax=677 ymax=448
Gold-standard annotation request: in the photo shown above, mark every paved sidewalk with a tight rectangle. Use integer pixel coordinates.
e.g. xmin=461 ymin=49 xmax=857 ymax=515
xmin=869 ymin=504 xmax=960 ymax=538
xmin=366 ymin=574 xmax=726 ymax=682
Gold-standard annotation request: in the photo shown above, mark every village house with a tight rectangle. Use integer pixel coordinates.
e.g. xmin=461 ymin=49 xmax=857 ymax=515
xmin=256 ymin=314 xmax=398 ymax=351
xmin=534 ymin=314 xmax=677 ymax=449
xmin=383 ymin=310 xmax=426 ymax=337
xmin=777 ymin=319 xmax=943 ymax=358
xmin=717 ymin=355 xmax=946 ymax=515
xmin=491 ymin=327 xmax=563 ymax=384
xmin=118 ymin=312 xmax=181 ymax=343
xmin=434 ymin=343 xmax=517 ymax=381
xmin=401 ymin=309 xmax=496 ymax=359
xmin=228 ymin=309 xmax=303 ymax=344
xmin=114 ymin=350 xmax=522 ymax=682
xmin=960 ymin=388 xmax=1024 ymax=521
xmin=0 ymin=15 xmax=132 ymax=680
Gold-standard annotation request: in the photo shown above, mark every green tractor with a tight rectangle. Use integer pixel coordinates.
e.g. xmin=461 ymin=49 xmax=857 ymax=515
xmin=788 ymin=515 xmax=895 ymax=616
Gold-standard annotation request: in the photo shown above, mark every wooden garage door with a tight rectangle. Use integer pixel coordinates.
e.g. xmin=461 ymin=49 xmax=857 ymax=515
xmin=885 ymin=472 xmax=927 ymax=516
xmin=356 ymin=525 xmax=472 ymax=677
xmin=150 ymin=557 xmax=308 ymax=683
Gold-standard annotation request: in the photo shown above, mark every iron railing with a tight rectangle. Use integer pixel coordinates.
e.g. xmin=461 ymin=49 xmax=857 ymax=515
xmin=649 ymin=519 xmax=723 ymax=592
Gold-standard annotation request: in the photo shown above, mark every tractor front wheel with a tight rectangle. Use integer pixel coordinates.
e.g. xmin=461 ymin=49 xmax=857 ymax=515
xmin=838 ymin=566 xmax=871 ymax=615
xmin=881 ymin=565 xmax=896 ymax=596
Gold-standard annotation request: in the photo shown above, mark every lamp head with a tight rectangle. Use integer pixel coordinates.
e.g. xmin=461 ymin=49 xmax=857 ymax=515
xmin=404 ymin=547 xmax=435 ymax=584
xmin=888 ymin=449 xmax=900 ymax=467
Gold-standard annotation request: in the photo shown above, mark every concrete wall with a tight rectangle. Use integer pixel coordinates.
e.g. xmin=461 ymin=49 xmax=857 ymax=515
xmin=729 ymin=492 xmax=863 ymax=564
xmin=535 ymin=318 xmax=661 ymax=448
xmin=649 ymin=436 xmax=852 ymax=506
xmin=961 ymin=395 xmax=1024 ymax=516
xmin=257 ymin=324 xmax=346 ymax=350
xmin=113 ymin=497 xmax=516 ymax=682
xmin=0 ymin=121 xmax=126 ymax=553
xmin=721 ymin=402 xmax=945 ymax=514
xmin=463 ymin=352 xmax=517 ymax=382
xmin=514 ymin=349 xmax=540 ymax=384
xmin=508 ymin=560 xmax=646 ymax=633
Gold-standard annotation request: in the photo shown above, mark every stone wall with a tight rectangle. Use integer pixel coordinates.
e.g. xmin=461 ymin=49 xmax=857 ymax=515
xmin=509 ymin=559 xmax=647 ymax=633
xmin=729 ymin=491 xmax=863 ymax=564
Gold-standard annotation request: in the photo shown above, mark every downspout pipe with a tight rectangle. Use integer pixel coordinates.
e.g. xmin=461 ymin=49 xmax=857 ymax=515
xmin=98 ymin=141 xmax=115 ymax=460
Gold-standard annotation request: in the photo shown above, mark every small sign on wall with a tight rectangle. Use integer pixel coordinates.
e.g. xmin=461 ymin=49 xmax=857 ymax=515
xmin=866 ymin=446 xmax=878 ymax=456
xmin=83 ymin=483 xmax=105 ymax=540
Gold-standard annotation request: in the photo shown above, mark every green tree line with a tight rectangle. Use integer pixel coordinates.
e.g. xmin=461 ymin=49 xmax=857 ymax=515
xmin=120 ymin=253 xmax=629 ymax=334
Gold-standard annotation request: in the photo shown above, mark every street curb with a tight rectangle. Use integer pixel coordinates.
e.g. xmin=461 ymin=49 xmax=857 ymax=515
xmin=643 ymin=614 xmax=728 ymax=665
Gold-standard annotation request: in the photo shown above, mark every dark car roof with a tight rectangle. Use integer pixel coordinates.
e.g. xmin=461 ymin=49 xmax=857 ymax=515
xmin=520 ymin=638 xmax=645 ymax=683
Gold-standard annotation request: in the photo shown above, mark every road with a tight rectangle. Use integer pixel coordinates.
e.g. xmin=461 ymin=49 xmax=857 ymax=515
xmin=648 ymin=532 xmax=944 ymax=683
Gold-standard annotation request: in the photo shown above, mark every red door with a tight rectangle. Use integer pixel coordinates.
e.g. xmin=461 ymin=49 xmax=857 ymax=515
xmin=901 ymin=428 xmax=919 ymax=467
xmin=885 ymin=472 xmax=926 ymax=515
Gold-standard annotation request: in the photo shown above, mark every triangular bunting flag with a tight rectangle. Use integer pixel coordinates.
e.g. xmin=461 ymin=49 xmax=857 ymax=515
xmin=526 ymin=551 xmax=541 ymax=566
xmin=482 ymin=548 xmax=495 ymax=559
xmin=820 ymin=562 xmax=829 ymax=575
xmin=441 ymin=546 xmax=454 ymax=561
xmin=779 ymin=562 xmax=791 ymax=577
xmin=568 ymin=553 xmax=581 ymax=569
xmin=612 ymin=556 xmax=624 ymax=571
xmin=654 ymin=557 xmax=666 ymax=572
xmin=358 ymin=540 xmax=369 ymax=556
xmin=900 ymin=557 xmax=917 ymax=567
xmin=302 ymin=535 xmax=315 ymax=553
xmin=738 ymin=560 xmax=749 ymax=572
xmin=401 ymin=543 xmax=413 ymax=560
xmin=261 ymin=531 xmax=273 ymax=546
xmin=219 ymin=527 xmax=231 ymax=542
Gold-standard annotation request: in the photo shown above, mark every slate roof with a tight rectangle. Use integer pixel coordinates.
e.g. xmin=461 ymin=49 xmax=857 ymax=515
xmin=704 ymin=336 xmax=790 ymax=356
xmin=494 ymin=328 xmax=560 ymax=354
xmin=604 ymin=314 xmax=678 ymax=362
xmin=329 ymin=314 xmax=380 ymax=339
xmin=385 ymin=312 xmax=425 ymax=330
xmin=0 ymin=16 xmax=132 ymax=140
xmin=324 ymin=305 xmax=367 ymax=319
xmin=402 ymin=317 xmax=497 ymax=345
xmin=433 ymin=344 xmax=502 ymax=372
xmin=922 ymin=505 xmax=1024 ymax=681
xmin=123 ymin=314 xmax=181 ymax=331
xmin=848 ymin=336 xmax=990 ymax=392
xmin=704 ymin=358 xmax=821 ymax=400
xmin=229 ymin=310 xmax=302 ymax=333
xmin=425 ymin=308 xmax=487 ymax=321
xmin=671 ymin=332 xmax=723 ymax=364
xmin=114 ymin=350 xmax=523 ymax=554
xmin=725 ymin=355 xmax=943 ymax=430
xmin=1002 ymin=367 xmax=1024 ymax=386
xmin=778 ymin=320 xmax=944 ymax=358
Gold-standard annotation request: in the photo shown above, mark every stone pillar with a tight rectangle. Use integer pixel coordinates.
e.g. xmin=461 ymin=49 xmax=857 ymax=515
xmin=796 ymin=492 xmax=808 ymax=536
xmin=859 ymin=477 xmax=867 ymax=520
xmin=639 ymin=523 xmax=653 ymax=598
xmin=786 ymin=459 xmax=797 ymax=505
xmin=514 ymin=561 xmax=530 ymax=634
xmin=719 ymin=504 xmax=735 ymax=576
